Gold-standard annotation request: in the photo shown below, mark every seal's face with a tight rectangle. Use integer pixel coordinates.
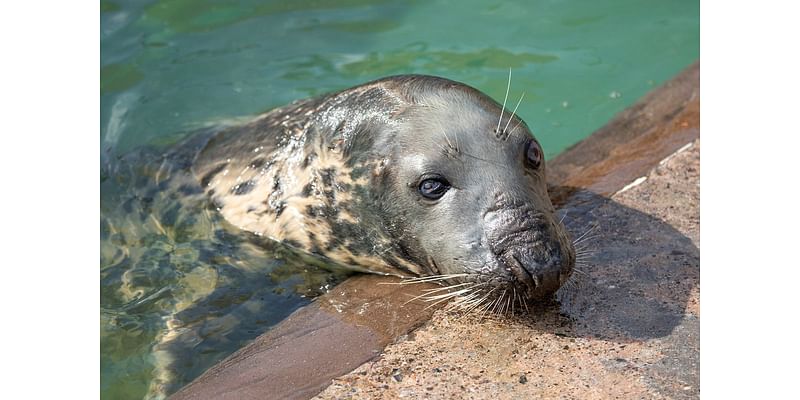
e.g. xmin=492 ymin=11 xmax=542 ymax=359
xmin=380 ymin=89 xmax=575 ymax=301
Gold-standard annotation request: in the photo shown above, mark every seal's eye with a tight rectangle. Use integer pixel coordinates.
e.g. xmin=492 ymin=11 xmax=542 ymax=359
xmin=418 ymin=177 xmax=450 ymax=200
xmin=526 ymin=140 xmax=542 ymax=170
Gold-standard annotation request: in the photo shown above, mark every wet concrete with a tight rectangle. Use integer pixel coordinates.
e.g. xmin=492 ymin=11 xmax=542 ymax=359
xmin=172 ymin=62 xmax=700 ymax=399
xmin=170 ymin=276 xmax=439 ymax=400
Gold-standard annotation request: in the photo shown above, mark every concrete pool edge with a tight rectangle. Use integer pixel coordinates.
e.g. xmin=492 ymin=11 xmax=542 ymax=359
xmin=170 ymin=60 xmax=700 ymax=400
xmin=548 ymin=59 xmax=699 ymax=196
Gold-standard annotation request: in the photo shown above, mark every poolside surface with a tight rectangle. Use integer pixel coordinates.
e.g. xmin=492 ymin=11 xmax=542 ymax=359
xmin=315 ymin=139 xmax=700 ymax=399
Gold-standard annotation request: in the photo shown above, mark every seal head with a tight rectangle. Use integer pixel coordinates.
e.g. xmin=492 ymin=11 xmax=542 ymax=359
xmin=192 ymin=75 xmax=575 ymax=301
xmin=378 ymin=77 xmax=575 ymax=300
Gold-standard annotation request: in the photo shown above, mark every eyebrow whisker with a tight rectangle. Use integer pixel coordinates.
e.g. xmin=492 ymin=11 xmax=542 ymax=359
xmin=503 ymin=91 xmax=526 ymax=137
xmin=496 ymin=68 xmax=512 ymax=135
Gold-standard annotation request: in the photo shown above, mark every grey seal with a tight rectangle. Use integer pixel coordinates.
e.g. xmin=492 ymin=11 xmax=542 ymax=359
xmin=191 ymin=75 xmax=575 ymax=302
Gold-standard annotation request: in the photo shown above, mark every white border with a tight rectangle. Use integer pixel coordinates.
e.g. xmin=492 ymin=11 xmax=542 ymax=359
xmin=703 ymin=1 xmax=800 ymax=398
xmin=2 ymin=2 xmax=98 ymax=399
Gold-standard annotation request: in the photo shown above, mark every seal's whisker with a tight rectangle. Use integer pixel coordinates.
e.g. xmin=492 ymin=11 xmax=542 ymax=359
xmin=461 ymin=291 xmax=487 ymax=311
xmin=441 ymin=130 xmax=455 ymax=151
xmin=422 ymin=289 xmax=472 ymax=310
xmin=575 ymin=246 xmax=597 ymax=254
xmin=495 ymin=293 xmax=506 ymax=316
xmin=402 ymin=282 xmax=476 ymax=305
xmin=447 ymin=290 xmax=483 ymax=312
xmin=573 ymin=224 xmax=598 ymax=239
xmin=479 ymin=298 xmax=496 ymax=320
xmin=572 ymin=225 xmax=599 ymax=244
xmin=521 ymin=292 xmax=530 ymax=314
xmin=461 ymin=152 xmax=513 ymax=170
xmin=494 ymin=290 xmax=504 ymax=316
xmin=463 ymin=287 xmax=494 ymax=314
xmin=572 ymin=231 xmax=601 ymax=244
xmin=573 ymin=235 xmax=597 ymax=247
xmin=420 ymin=287 xmax=473 ymax=302
xmin=575 ymin=240 xmax=596 ymax=249
xmin=512 ymin=287 xmax=517 ymax=315
xmin=402 ymin=273 xmax=469 ymax=280
xmin=573 ymin=234 xmax=600 ymax=247
xmin=558 ymin=210 xmax=569 ymax=226
xmin=470 ymin=287 xmax=492 ymax=307
xmin=571 ymin=268 xmax=587 ymax=277
xmin=490 ymin=290 xmax=505 ymax=315
xmin=477 ymin=288 xmax=499 ymax=319
xmin=510 ymin=115 xmax=526 ymax=136
xmin=379 ymin=273 xmax=471 ymax=285
xmin=427 ymin=283 xmax=489 ymax=304
xmin=496 ymin=68 xmax=512 ymax=135
xmin=452 ymin=288 xmax=482 ymax=303
xmin=421 ymin=282 xmax=475 ymax=293
xmin=502 ymin=91 xmax=526 ymax=136
xmin=503 ymin=290 xmax=512 ymax=316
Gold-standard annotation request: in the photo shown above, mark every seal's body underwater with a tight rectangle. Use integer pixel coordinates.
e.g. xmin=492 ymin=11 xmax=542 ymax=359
xmin=190 ymin=75 xmax=575 ymax=301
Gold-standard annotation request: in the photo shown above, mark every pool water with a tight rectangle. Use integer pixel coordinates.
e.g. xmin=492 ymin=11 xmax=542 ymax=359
xmin=100 ymin=0 xmax=699 ymax=398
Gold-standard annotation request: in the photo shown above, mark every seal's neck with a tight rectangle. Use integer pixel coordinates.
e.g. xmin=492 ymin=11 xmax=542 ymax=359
xmin=191 ymin=87 xmax=419 ymax=276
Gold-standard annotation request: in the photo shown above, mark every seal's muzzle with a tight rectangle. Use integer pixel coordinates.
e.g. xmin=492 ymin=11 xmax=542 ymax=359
xmin=485 ymin=201 xmax=573 ymax=300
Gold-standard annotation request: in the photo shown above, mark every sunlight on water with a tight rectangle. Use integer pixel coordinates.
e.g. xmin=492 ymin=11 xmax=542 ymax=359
xmin=100 ymin=0 xmax=698 ymax=398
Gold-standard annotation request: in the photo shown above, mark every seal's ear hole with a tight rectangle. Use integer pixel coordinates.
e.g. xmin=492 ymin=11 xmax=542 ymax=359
xmin=418 ymin=176 xmax=451 ymax=200
xmin=525 ymin=140 xmax=542 ymax=170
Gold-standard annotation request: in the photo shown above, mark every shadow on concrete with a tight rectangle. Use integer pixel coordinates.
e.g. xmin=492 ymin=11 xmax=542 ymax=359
xmin=511 ymin=186 xmax=700 ymax=344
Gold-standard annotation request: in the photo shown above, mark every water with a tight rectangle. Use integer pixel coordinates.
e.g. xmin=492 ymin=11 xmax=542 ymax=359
xmin=100 ymin=0 xmax=699 ymax=398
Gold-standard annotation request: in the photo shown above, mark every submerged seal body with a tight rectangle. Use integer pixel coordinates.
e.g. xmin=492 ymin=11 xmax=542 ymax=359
xmin=191 ymin=75 xmax=575 ymax=301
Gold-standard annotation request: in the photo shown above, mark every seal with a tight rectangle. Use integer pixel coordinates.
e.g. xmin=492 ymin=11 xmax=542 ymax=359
xmin=191 ymin=75 xmax=575 ymax=303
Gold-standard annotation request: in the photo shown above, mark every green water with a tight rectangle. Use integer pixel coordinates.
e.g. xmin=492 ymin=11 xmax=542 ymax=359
xmin=100 ymin=0 xmax=698 ymax=399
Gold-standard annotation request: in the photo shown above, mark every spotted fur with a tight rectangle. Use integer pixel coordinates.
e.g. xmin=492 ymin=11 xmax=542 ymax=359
xmin=187 ymin=75 xmax=573 ymax=291
xmin=191 ymin=82 xmax=423 ymax=276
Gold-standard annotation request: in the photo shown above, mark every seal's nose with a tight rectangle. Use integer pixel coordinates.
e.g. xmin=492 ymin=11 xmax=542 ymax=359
xmin=524 ymin=256 xmax=564 ymax=299
xmin=501 ymin=250 xmax=564 ymax=299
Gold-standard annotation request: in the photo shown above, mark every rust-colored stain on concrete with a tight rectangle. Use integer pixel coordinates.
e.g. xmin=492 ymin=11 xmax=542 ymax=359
xmin=550 ymin=61 xmax=699 ymax=198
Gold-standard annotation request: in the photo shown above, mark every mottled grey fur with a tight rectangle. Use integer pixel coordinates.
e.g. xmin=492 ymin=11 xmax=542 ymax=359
xmin=186 ymin=75 xmax=575 ymax=300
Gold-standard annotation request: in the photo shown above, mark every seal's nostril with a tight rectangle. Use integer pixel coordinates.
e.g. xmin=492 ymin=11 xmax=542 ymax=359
xmin=503 ymin=253 xmax=537 ymax=297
